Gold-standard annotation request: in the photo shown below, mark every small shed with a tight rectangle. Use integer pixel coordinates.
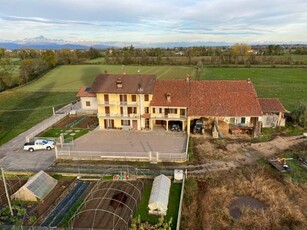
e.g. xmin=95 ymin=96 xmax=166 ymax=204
xmin=148 ymin=174 xmax=171 ymax=216
xmin=174 ymin=170 xmax=183 ymax=182
xmin=11 ymin=171 xmax=57 ymax=201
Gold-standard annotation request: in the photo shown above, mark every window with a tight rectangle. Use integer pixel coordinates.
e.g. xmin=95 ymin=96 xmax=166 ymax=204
xmin=104 ymin=94 xmax=109 ymax=103
xmin=230 ymin=118 xmax=236 ymax=124
xmin=86 ymin=101 xmax=91 ymax=107
xmin=128 ymin=107 xmax=137 ymax=114
xmin=168 ymin=108 xmax=177 ymax=114
xmin=153 ymin=108 xmax=156 ymax=113
xmin=131 ymin=95 xmax=137 ymax=102
xmin=159 ymin=108 xmax=162 ymax=114
xmin=241 ymin=117 xmax=246 ymax=124
xmin=121 ymin=120 xmax=130 ymax=126
xmin=145 ymin=107 xmax=149 ymax=113
xmin=144 ymin=94 xmax=149 ymax=101
xmin=120 ymin=94 xmax=127 ymax=102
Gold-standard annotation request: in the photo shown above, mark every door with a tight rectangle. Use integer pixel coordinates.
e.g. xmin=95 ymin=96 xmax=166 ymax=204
xmin=120 ymin=95 xmax=127 ymax=104
xmin=104 ymin=119 xmax=114 ymax=129
xmin=145 ymin=118 xmax=150 ymax=129
xmin=132 ymin=120 xmax=137 ymax=130
xmin=105 ymin=106 xmax=110 ymax=116
xmin=180 ymin=109 xmax=185 ymax=117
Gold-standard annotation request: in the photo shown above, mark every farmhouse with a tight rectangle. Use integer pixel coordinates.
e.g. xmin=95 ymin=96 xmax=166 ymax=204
xmin=76 ymin=74 xmax=286 ymax=136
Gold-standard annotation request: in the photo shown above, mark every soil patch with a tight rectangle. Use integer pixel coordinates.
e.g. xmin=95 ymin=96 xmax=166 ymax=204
xmin=110 ymin=192 xmax=128 ymax=209
xmin=53 ymin=116 xmax=79 ymax=128
xmin=53 ymin=116 xmax=98 ymax=129
xmin=77 ymin=116 xmax=98 ymax=129
xmin=0 ymin=179 xmax=27 ymax=205
xmin=32 ymin=179 xmax=74 ymax=224
xmin=229 ymin=196 xmax=267 ymax=220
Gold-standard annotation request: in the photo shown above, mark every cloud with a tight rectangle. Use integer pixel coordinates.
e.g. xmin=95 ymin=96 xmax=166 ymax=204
xmin=0 ymin=0 xmax=306 ymax=43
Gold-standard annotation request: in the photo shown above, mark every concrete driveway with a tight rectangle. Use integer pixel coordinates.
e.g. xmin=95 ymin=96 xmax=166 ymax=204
xmin=0 ymin=102 xmax=79 ymax=172
xmin=68 ymin=130 xmax=187 ymax=154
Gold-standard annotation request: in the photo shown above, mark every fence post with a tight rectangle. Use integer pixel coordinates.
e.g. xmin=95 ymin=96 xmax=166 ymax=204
xmin=149 ymin=151 xmax=152 ymax=161
xmin=55 ymin=145 xmax=58 ymax=159
xmin=52 ymin=107 xmax=55 ymax=115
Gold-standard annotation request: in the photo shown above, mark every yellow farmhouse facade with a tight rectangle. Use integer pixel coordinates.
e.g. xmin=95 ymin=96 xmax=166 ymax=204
xmin=76 ymin=74 xmax=286 ymax=136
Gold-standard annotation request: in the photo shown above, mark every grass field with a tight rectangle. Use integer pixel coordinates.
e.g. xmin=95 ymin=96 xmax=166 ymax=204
xmin=0 ymin=91 xmax=75 ymax=144
xmin=200 ymin=67 xmax=307 ymax=110
xmin=1 ymin=64 xmax=306 ymax=145
xmin=19 ymin=65 xmax=195 ymax=92
xmin=134 ymin=180 xmax=181 ymax=230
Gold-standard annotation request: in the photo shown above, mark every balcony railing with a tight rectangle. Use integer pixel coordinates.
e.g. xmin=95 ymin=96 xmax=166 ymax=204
xmin=98 ymin=101 xmax=117 ymax=106
xmin=151 ymin=114 xmax=187 ymax=119
xmin=99 ymin=101 xmax=139 ymax=106
xmin=98 ymin=113 xmax=140 ymax=119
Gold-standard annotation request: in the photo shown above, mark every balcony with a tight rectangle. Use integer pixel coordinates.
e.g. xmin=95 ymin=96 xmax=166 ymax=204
xmin=151 ymin=114 xmax=187 ymax=120
xmin=120 ymin=101 xmax=139 ymax=106
xmin=98 ymin=113 xmax=140 ymax=119
xmin=98 ymin=101 xmax=117 ymax=106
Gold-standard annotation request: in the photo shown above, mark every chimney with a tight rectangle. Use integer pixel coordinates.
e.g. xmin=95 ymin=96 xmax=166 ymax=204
xmin=116 ymin=77 xmax=122 ymax=89
xmin=166 ymin=93 xmax=171 ymax=102
xmin=186 ymin=74 xmax=190 ymax=82
xmin=137 ymin=83 xmax=143 ymax=92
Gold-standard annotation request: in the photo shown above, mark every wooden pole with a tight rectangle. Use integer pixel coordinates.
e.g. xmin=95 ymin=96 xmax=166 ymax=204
xmin=1 ymin=168 xmax=13 ymax=216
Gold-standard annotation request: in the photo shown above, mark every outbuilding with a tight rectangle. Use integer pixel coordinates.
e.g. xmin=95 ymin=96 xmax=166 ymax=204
xmin=11 ymin=171 xmax=57 ymax=201
xmin=148 ymin=174 xmax=171 ymax=216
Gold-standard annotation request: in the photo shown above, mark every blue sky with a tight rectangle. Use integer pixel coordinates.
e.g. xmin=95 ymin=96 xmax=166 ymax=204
xmin=0 ymin=0 xmax=307 ymax=44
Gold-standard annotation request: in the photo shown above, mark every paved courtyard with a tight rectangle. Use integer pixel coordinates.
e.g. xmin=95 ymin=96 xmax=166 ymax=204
xmin=69 ymin=130 xmax=187 ymax=154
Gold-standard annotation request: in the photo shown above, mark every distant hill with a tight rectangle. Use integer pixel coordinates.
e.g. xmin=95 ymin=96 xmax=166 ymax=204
xmin=0 ymin=35 xmax=306 ymax=50
xmin=0 ymin=42 xmax=111 ymax=50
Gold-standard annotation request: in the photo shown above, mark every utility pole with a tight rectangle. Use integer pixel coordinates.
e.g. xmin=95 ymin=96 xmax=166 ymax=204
xmin=1 ymin=168 xmax=13 ymax=216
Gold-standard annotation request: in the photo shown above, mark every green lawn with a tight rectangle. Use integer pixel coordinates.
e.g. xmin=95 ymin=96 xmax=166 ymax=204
xmin=0 ymin=91 xmax=76 ymax=144
xmin=134 ymin=180 xmax=182 ymax=230
xmin=38 ymin=128 xmax=89 ymax=140
xmin=282 ymin=152 xmax=307 ymax=183
xmin=200 ymin=67 xmax=307 ymax=111
xmin=19 ymin=65 xmax=195 ymax=92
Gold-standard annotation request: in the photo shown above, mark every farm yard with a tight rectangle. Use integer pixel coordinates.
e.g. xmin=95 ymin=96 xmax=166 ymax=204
xmin=1 ymin=64 xmax=306 ymax=144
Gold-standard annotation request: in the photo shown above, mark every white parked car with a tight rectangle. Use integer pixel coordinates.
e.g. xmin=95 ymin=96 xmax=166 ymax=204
xmin=23 ymin=139 xmax=55 ymax=152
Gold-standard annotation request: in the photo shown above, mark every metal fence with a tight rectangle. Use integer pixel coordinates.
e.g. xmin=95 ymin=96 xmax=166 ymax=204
xmin=25 ymin=114 xmax=66 ymax=142
xmin=176 ymin=175 xmax=186 ymax=230
xmin=57 ymin=150 xmax=187 ymax=163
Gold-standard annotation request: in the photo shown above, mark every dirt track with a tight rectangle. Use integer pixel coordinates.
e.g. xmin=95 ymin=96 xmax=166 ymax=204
xmin=190 ymin=135 xmax=306 ymax=173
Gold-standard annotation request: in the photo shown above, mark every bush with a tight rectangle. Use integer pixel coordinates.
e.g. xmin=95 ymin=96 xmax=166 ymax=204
xmin=291 ymin=102 xmax=307 ymax=128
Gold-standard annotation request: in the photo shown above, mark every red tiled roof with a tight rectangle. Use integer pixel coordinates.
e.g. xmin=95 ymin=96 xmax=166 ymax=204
xmin=76 ymin=86 xmax=96 ymax=97
xmin=258 ymin=98 xmax=286 ymax=113
xmin=90 ymin=74 xmax=156 ymax=94
xmin=189 ymin=80 xmax=263 ymax=116
xmin=150 ymin=80 xmax=190 ymax=107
